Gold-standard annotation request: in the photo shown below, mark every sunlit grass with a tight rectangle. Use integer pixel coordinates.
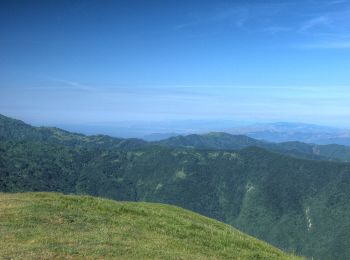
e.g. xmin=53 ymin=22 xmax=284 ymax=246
xmin=0 ymin=192 xmax=303 ymax=259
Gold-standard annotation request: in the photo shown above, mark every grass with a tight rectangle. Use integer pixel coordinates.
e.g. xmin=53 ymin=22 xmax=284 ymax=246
xmin=0 ymin=192 xmax=302 ymax=259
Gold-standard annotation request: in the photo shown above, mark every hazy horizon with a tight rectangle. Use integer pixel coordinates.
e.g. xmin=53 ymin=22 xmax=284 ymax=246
xmin=2 ymin=112 xmax=348 ymax=139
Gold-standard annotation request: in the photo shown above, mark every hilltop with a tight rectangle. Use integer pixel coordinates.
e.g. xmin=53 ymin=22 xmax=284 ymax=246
xmin=0 ymin=192 xmax=300 ymax=259
xmin=157 ymin=131 xmax=350 ymax=162
xmin=0 ymin=114 xmax=146 ymax=150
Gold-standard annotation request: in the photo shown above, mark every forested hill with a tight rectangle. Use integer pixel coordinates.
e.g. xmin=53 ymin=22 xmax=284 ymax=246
xmin=2 ymin=113 xmax=350 ymax=162
xmin=1 ymin=114 xmax=350 ymax=259
xmin=157 ymin=132 xmax=350 ymax=162
xmin=0 ymin=114 xmax=147 ymax=150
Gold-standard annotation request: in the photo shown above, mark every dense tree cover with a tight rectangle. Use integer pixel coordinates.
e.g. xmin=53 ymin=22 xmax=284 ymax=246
xmin=157 ymin=132 xmax=350 ymax=162
xmin=1 ymin=114 xmax=350 ymax=259
xmin=0 ymin=114 xmax=147 ymax=150
xmin=2 ymin=114 xmax=350 ymax=162
xmin=1 ymin=141 xmax=350 ymax=259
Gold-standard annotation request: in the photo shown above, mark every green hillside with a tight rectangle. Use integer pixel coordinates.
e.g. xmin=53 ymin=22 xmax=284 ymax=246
xmin=157 ymin=132 xmax=266 ymax=150
xmin=2 ymin=113 xmax=350 ymax=162
xmin=0 ymin=114 xmax=146 ymax=150
xmin=3 ymin=113 xmax=350 ymax=162
xmin=157 ymin=132 xmax=350 ymax=162
xmin=0 ymin=192 xmax=300 ymax=259
xmin=2 ymin=141 xmax=350 ymax=259
xmin=1 ymin=114 xmax=350 ymax=259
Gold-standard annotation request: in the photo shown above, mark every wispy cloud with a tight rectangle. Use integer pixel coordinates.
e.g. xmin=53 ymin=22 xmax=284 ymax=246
xmin=174 ymin=6 xmax=249 ymax=31
xmin=299 ymin=40 xmax=350 ymax=49
xmin=44 ymin=77 xmax=94 ymax=92
xmin=185 ymin=1 xmax=350 ymax=51
xmin=326 ymin=0 xmax=348 ymax=5
xmin=296 ymin=6 xmax=350 ymax=48
xmin=262 ymin=26 xmax=292 ymax=34
xmin=299 ymin=16 xmax=332 ymax=32
xmin=2 ymin=82 xmax=350 ymax=126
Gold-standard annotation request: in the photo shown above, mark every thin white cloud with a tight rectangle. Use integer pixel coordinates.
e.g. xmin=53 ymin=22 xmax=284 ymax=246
xmin=262 ymin=26 xmax=292 ymax=34
xmin=44 ymin=76 xmax=94 ymax=91
xmin=299 ymin=40 xmax=350 ymax=49
xmin=173 ymin=4 xmax=253 ymax=31
xmin=326 ymin=0 xmax=348 ymax=5
xmin=299 ymin=16 xmax=332 ymax=32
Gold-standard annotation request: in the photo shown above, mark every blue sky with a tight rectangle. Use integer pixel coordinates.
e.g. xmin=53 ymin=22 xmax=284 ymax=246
xmin=1 ymin=0 xmax=350 ymax=128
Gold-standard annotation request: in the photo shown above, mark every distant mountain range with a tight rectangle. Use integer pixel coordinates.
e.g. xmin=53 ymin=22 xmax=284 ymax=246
xmin=156 ymin=132 xmax=350 ymax=162
xmin=227 ymin=122 xmax=350 ymax=145
xmin=1 ymin=113 xmax=350 ymax=259
xmin=2 ymin=114 xmax=350 ymax=162
xmin=143 ymin=122 xmax=350 ymax=146
xmin=55 ymin=119 xmax=350 ymax=146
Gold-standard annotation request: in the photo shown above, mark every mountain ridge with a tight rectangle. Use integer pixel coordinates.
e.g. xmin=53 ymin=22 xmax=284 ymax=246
xmin=2 ymin=113 xmax=350 ymax=162
xmin=156 ymin=131 xmax=350 ymax=162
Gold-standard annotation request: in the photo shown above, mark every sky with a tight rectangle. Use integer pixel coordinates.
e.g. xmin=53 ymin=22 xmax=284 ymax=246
xmin=1 ymin=0 xmax=350 ymax=130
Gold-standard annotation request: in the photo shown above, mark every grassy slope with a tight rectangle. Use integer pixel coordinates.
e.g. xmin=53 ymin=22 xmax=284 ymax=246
xmin=0 ymin=193 xmax=301 ymax=259
xmin=2 ymin=141 xmax=350 ymax=259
